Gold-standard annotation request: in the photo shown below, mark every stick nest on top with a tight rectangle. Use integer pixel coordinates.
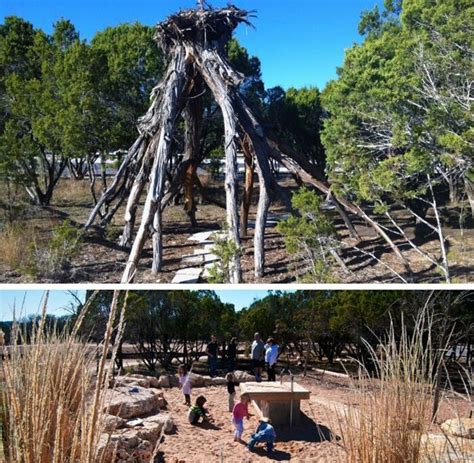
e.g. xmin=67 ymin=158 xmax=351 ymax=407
xmin=154 ymin=5 xmax=254 ymax=51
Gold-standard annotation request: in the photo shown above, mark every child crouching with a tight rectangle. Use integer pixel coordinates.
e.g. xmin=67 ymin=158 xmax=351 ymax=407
xmin=247 ymin=418 xmax=276 ymax=453
xmin=188 ymin=395 xmax=211 ymax=425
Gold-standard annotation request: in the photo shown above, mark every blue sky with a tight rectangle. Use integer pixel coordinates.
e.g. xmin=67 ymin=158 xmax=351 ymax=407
xmin=0 ymin=289 xmax=281 ymax=321
xmin=1 ymin=0 xmax=382 ymax=89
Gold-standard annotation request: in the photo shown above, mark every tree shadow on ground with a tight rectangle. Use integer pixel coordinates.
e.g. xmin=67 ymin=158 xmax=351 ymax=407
xmin=276 ymin=412 xmax=340 ymax=443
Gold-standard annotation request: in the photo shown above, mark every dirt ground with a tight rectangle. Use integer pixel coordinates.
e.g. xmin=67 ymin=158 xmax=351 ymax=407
xmin=154 ymin=373 xmax=470 ymax=463
xmin=0 ymin=178 xmax=472 ymax=283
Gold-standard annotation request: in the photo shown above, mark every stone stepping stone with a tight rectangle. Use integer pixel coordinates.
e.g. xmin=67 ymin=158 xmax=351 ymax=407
xmin=181 ymin=254 xmax=205 ymax=265
xmin=203 ymin=253 xmax=219 ymax=263
xmin=188 ymin=230 xmax=215 ymax=243
xmin=194 ymin=248 xmax=210 ymax=255
xmin=171 ymin=267 xmax=202 ymax=283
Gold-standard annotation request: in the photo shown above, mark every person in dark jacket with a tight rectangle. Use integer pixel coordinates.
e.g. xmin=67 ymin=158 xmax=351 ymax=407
xmin=227 ymin=337 xmax=238 ymax=372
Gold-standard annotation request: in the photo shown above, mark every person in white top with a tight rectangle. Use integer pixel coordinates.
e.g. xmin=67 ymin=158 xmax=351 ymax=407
xmin=264 ymin=337 xmax=279 ymax=382
xmin=178 ymin=364 xmax=192 ymax=405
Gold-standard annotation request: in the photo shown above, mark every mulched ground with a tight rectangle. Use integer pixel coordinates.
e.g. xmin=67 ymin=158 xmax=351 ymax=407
xmin=0 ymin=178 xmax=472 ymax=283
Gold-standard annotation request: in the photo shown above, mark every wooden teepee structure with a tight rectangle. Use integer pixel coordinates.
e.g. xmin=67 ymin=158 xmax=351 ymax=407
xmin=85 ymin=4 xmax=411 ymax=283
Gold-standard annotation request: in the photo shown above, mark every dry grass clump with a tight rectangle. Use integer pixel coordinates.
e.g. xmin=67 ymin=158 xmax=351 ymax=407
xmin=1 ymin=291 xmax=126 ymax=463
xmin=337 ymin=303 xmax=471 ymax=463
xmin=54 ymin=179 xmax=94 ymax=206
xmin=0 ymin=223 xmax=34 ymax=270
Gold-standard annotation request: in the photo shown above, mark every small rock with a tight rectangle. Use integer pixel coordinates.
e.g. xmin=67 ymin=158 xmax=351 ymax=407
xmin=126 ymin=418 xmax=144 ymax=427
xmin=103 ymin=414 xmax=126 ymax=432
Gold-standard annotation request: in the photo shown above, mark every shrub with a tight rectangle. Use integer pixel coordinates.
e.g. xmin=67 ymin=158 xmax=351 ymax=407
xmin=207 ymin=228 xmax=243 ymax=283
xmin=277 ymin=187 xmax=339 ymax=282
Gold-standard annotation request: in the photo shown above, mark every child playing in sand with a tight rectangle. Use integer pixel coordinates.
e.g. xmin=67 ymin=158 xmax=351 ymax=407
xmin=178 ymin=365 xmax=192 ymax=406
xmin=188 ymin=395 xmax=211 ymax=425
xmin=226 ymin=372 xmax=239 ymax=412
xmin=232 ymin=393 xmax=251 ymax=442
xmin=247 ymin=418 xmax=276 ymax=453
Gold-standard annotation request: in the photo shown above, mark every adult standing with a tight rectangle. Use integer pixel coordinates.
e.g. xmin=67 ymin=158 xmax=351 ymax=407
xmin=206 ymin=335 xmax=219 ymax=378
xmin=264 ymin=337 xmax=279 ymax=382
xmin=227 ymin=337 xmax=238 ymax=372
xmin=251 ymin=332 xmax=265 ymax=382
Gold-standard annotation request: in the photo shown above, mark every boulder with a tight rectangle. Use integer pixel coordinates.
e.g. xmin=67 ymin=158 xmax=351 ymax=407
xmin=157 ymin=375 xmax=170 ymax=388
xmin=114 ymin=375 xmax=151 ymax=389
xmin=98 ymin=414 xmax=174 ymax=463
xmin=105 ymin=386 xmax=163 ymax=419
xmin=189 ymin=372 xmax=205 ymax=387
xmin=232 ymin=370 xmax=255 ymax=382
xmin=136 ymin=414 xmax=174 ymax=442
xmin=441 ymin=418 xmax=474 ymax=439
xmin=156 ymin=374 xmax=179 ymax=388
xmin=211 ymin=377 xmax=227 ymax=386
xmin=156 ymin=391 xmax=167 ymax=409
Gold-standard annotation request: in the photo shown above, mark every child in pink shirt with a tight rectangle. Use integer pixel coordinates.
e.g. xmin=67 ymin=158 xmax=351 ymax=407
xmin=232 ymin=393 xmax=252 ymax=442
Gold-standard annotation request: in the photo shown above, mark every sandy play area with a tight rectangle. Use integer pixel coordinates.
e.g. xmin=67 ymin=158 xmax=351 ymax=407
xmin=153 ymin=373 xmax=470 ymax=462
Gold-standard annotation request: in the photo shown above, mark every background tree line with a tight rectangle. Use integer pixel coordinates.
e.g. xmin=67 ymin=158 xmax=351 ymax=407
xmin=2 ymin=290 xmax=472 ymax=374
xmin=0 ymin=16 xmax=321 ymax=206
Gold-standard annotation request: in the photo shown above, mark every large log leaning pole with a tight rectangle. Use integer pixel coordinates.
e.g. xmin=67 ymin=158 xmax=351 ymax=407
xmin=120 ymin=138 xmax=155 ymax=247
xmin=121 ymin=46 xmax=189 ymax=283
xmin=196 ymin=47 xmax=243 ymax=283
xmin=85 ymin=134 xmax=146 ymax=229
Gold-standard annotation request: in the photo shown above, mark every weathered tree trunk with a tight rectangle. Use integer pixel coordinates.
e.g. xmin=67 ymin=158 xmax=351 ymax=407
xmin=240 ymin=137 xmax=254 ymax=237
xmin=268 ymin=143 xmax=413 ymax=278
xmin=197 ymin=47 xmax=242 ymax=283
xmin=122 ymin=46 xmax=189 ymax=282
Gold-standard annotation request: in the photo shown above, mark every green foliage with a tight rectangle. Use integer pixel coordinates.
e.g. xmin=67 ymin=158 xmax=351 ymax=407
xmin=25 ymin=219 xmax=81 ymax=280
xmin=277 ymin=188 xmax=338 ymax=283
xmin=264 ymin=85 xmax=325 ymax=168
xmin=321 ymin=0 xmax=473 ymax=210
xmin=207 ymin=228 xmax=243 ymax=283
xmin=0 ymin=18 xmax=163 ymax=205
